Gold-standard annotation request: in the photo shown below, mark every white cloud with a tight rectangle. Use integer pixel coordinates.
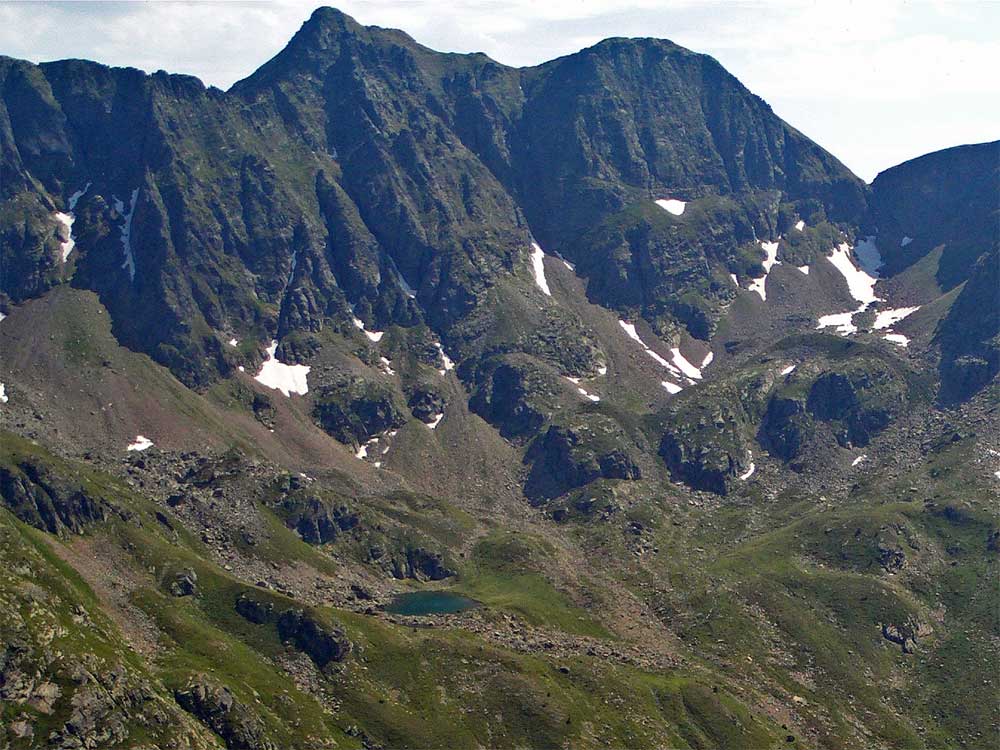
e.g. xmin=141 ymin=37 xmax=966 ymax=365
xmin=0 ymin=0 xmax=996 ymax=180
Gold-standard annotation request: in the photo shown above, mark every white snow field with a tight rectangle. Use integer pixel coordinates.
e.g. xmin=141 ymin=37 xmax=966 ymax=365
xmin=254 ymin=341 xmax=310 ymax=397
xmin=747 ymin=241 xmax=780 ymax=301
xmin=530 ymin=242 xmax=552 ymax=296
xmin=352 ymin=316 xmax=384 ymax=342
xmin=127 ymin=435 xmax=154 ymax=452
xmin=618 ymin=319 xmax=688 ymax=387
xmin=654 ymin=198 xmax=686 ymax=216
xmin=873 ymin=306 xmax=920 ymax=330
xmin=434 ymin=341 xmax=455 ymax=375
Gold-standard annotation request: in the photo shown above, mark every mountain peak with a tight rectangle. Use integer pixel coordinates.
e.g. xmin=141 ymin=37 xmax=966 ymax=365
xmin=231 ymin=5 xmax=420 ymax=92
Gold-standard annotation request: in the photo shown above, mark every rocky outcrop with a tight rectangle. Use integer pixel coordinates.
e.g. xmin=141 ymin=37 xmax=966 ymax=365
xmin=469 ymin=356 xmax=557 ymax=440
xmin=390 ymin=546 xmax=456 ymax=582
xmin=659 ymin=431 xmax=749 ymax=496
xmin=408 ymin=387 xmax=445 ymax=424
xmin=233 ymin=597 xmax=351 ymax=669
xmin=524 ymin=419 xmax=641 ymax=501
xmin=936 ymin=247 xmax=999 ymax=404
xmin=275 ymin=609 xmax=351 ymax=669
xmin=169 ymin=568 xmax=199 ymax=597
xmin=757 ymin=396 xmax=809 ymax=462
xmin=175 ymin=675 xmax=275 ymax=750
xmin=0 ymin=458 xmax=109 ymax=536
xmin=276 ymin=493 xmax=361 ymax=545
xmin=805 ymin=366 xmax=903 ymax=448
xmin=312 ymin=376 xmax=407 ymax=446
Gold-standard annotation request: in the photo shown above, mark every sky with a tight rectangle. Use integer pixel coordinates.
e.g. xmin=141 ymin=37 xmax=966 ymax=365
xmin=1 ymin=1 xmax=997 ymax=181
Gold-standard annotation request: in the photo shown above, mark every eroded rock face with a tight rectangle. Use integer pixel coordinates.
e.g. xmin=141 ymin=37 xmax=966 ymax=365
xmin=312 ymin=376 xmax=407 ymax=446
xmin=469 ymin=357 xmax=555 ymax=440
xmin=936 ymin=247 xmax=999 ymax=404
xmin=233 ymin=597 xmax=351 ymax=670
xmin=524 ymin=420 xmax=641 ymax=502
xmin=408 ymin=387 xmax=445 ymax=424
xmin=806 ymin=367 xmax=902 ymax=448
xmin=757 ymin=396 xmax=808 ymax=462
xmin=659 ymin=431 xmax=747 ymax=496
xmin=169 ymin=569 xmax=199 ymax=597
xmin=391 ymin=546 xmax=456 ymax=582
xmin=0 ymin=459 xmax=108 ymax=536
xmin=282 ymin=495 xmax=360 ymax=545
xmin=276 ymin=609 xmax=351 ymax=669
xmin=175 ymin=675 xmax=276 ymax=750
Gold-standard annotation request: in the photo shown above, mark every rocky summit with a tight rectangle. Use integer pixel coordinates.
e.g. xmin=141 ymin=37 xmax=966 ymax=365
xmin=0 ymin=7 xmax=997 ymax=749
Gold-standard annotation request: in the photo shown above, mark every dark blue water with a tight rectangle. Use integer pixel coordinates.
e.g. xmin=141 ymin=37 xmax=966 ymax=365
xmin=384 ymin=591 xmax=480 ymax=616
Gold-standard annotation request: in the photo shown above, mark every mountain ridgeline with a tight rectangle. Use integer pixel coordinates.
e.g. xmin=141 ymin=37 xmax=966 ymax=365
xmin=2 ymin=7 xmax=870 ymax=383
xmin=0 ymin=8 xmax=997 ymax=750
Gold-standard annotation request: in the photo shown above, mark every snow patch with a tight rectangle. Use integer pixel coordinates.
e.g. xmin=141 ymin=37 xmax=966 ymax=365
xmin=380 ymin=356 xmax=395 ymax=375
xmin=655 ymin=198 xmax=686 ymax=216
xmin=530 ymin=242 xmax=552 ymax=296
xmin=597 ymin=365 xmax=608 ymax=376
xmin=884 ymin=333 xmax=910 ymax=347
xmin=619 ymin=320 xmax=683 ymax=376
xmin=562 ymin=259 xmax=575 ymax=271
xmin=352 ymin=317 xmax=384 ymax=342
xmin=747 ymin=241 xmax=780 ymax=301
xmin=0 ymin=313 xmax=5 ymax=324
xmin=827 ymin=242 xmax=880 ymax=305
xmin=816 ymin=241 xmax=883 ymax=336
xmin=852 ymin=454 xmax=867 ymax=467
xmin=254 ymin=340 xmax=310 ymax=397
xmin=388 ymin=258 xmax=417 ymax=299
xmin=780 ymin=364 xmax=796 ymax=376
xmin=54 ymin=212 xmax=75 ymax=262
xmin=853 ymin=235 xmax=883 ymax=277
xmin=739 ymin=457 xmax=756 ymax=480
xmin=115 ymin=188 xmax=140 ymax=282
xmin=729 ymin=273 xmax=739 ymax=287
xmin=618 ymin=320 xmax=643 ymax=345
xmin=55 ymin=184 xmax=91 ymax=263
xmin=670 ymin=348 xmax=703 ymax=380
xmin=68 ymin=183 xmax=90 ymax=212
xmin=901 ymin=236 xmax=913 ymax=247
xmin=797 ymin=265 xmax=810 ymax=275
xmin=701 ymin=351 xmax=714 ymax=369
xmin=795 ymin=220 xmax=805 ymax=231
xmin=0 ymin=383 xmax=7 ymax=404
xmin=817 ymin=310 xmax=860 ymax=336
xmin=565 ymin=376 xmax=581 ymax=385
xmin=661 ymin=380 xmax=682 ymax=394
xmin=355 ymin=436 xmax=380 ymax=460
xmin=228 ymin=338 xmax=239 ymax=347
xmin=427 ymin=412 xmax=445 ymax=429
xmin=434 ymin=341 xmax=455 ymax=375
xmin=126 ymin=435 xmax=153 ymax=452
xmin=873 ymin=306 xmax=920 ymax=330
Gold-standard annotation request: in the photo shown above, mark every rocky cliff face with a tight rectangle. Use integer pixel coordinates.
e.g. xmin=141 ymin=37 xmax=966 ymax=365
xmin=0 ymin=6 xmax=867 ymax=391
xmin=868 ymin=141 xmax=999 ymax=404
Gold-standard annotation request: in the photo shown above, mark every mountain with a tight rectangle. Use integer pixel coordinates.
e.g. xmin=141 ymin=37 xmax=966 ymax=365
xmin=0 ymin=8 xmax=997 ymax=750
